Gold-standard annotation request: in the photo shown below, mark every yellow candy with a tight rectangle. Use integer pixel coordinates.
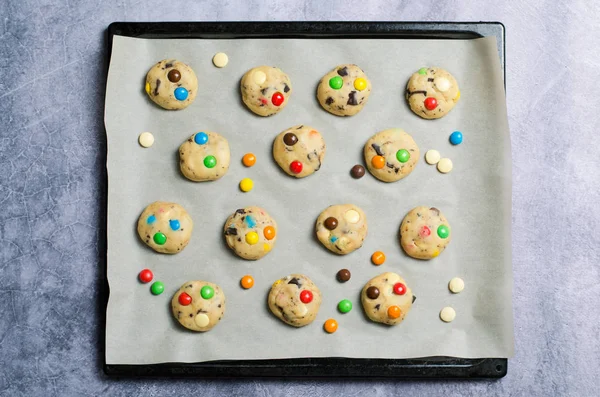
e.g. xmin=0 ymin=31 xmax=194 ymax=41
xmin=245 ymin=231 xmax=259 ymax=245
xmin=239 ymin=178 xmax=254 ymax=192
xmin=354 ymin=78 xmax=367 ymax=91
xmin=272 ymin=279 xmax=282 ymax=288
xmin=145 ymin=82 xmax=151 ymax=94
xmin=263 ymin=243 xmax=271 ymax=252
xmin=432 ymin=250 xmax=440 ymax=258
xmin=454 ymin=90 xmax=461 ymax=101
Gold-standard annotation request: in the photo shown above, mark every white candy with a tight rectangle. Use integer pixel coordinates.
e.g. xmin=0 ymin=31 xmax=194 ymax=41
xmin=194 ymin=313 xmax=210 ymax=327
xmin=344 ymin=209 xmax=360 ymax=224
xmin=448 ymin=277 xmax=465 ymax=293
xmin=435 ymin=77 xmax=451 ymax=92
xmin=425 ymin=149 xmax=441 ymax=165
xmin=440 ymin=307 xmax=456 ymax=323
xmin=437 ymin=158 xmax=453 ymax=173
xmin=138 ymin=132 xmax=154 ymax=148
xmin=212 ymin=52 xmax=229 ymax=68
xmin=253 ymin=70 xmax=267 ymax=85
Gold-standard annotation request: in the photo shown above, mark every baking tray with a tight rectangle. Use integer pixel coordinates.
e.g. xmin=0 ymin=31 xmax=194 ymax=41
xmin=102 ymin=21 xmax=507 ymax=379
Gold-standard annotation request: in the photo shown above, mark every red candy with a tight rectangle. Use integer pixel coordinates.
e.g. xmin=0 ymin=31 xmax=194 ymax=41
xmin=424 ymin=97 xmax=438 ymax=110
xmin=393 ymin=282 xmax=407 ymax=295
xmin=271 ymin=92 xmax=284 ymax=106
xmin=290 ymin=161 xmax=303 ymax=174
xmin=420 ymin=226 xmax=431 ymax=237
xmin=138 ymin=269 xmax=153 ymax=283
xmin=300 ymin=290 xmax=313 ymax=304
xmin=178 ymin=292 xmax=192 ymax=306
xmin=260 ymin=98 xmax=268 ymax=105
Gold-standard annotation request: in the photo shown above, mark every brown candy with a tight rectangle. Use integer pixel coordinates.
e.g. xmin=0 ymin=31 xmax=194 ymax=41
xmin=350 ymin=164 xmax=365 ymax=179
xmin=324 ymin=217 xmax=338 ymax=230
xmin=168 ymin=69 xmax=181 ymax=83
xmin=336 ymin=269 xmax=351 ymax=282
xmin=283 ymin=133 xmax=298 ymax=146
xmin=366 ymin=286 xmax=380 ymax=299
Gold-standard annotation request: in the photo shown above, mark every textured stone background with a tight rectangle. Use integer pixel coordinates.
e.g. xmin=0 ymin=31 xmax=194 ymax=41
xmin=0 ymin=0 xmax=598 ymax=395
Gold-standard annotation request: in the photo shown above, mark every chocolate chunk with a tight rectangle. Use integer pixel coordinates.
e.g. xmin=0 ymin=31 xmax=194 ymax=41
xmin=324 ymin=217 xmax=338 ymax=230
xmin=189 ymin=314 xmax=193 ymax=317
xmin=218 ymin=304 xmax=222 ymax=308
xmin=283 ymin=133 xmax=298 ymax=146
xmin=325 ymin=96 xmax=334 ymax=105
xmin=412 ymin=295 xmax=417 ymax=303
xmin=366 ymin=286 xmax=380 ymax=299
xmin=287 ymin=277 xmax=302 ymax=287
xmin=283 ymin=83 xmax=290 ymax=93
xmin=153 ymin=79 xmax=161 ymax=96
xmin=350 ymin=164 xmax=365 ymax=179
xmin=337 ymin=67 xmax=348 ymax=76
xmin=430 ymin=207 xmax=440 ymax=215
xmin=237 ymin=238 xmax=241 ymax=242
xmin=261 ymin=88 xmax=268 ymax=95
xmin=168 ymin=69 xmax=181 ymax=83
xmin=336 ymin=269 xmax=351 ymax=282
xmin=374 ymin=304 xmax=381 ymax=310
xmin=386 ymin=162 xmax=395 ymax=169
xmin=235 ymin=209 xmax=246 ymax=215
xmin=371 ymin=143 xmax=384 ymax=156
xmin=427 ymin=78 xmax=434 ymax=82
xmin=225 ymin=227 xmax=237 ymax=236
xmin=347 ymin=91 xmax=358 ymax=106
xmin=165 ymin=62 xmax=173 ymax=68
xmin=407 ymin=90 xmax=427 ymax=97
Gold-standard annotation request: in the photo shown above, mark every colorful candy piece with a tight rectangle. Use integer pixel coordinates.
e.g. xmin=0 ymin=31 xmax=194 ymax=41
xmin=338 ymin=299 xmax=353 ymax=313
xmin=168 ymin=69 xmax=181 ymax=83
xmin=242 ymin=153 xmax=256 ymax=167
xmin=283 ymin=133 xmax=298 ymax=146
xmin=271 ymin=92 xmax=284 ymax=106
xmin=241 ymin=275 xmax=254 ymax=289
xmin=393 ymin=283 xmax=407 ymax=295
xmin=387 ymin=305 xmax=401 ymax=319
xmin=418 ymin=67 xmax=428 ymax=75
xmin=147 ymin=215 xmax=156 ymax=224
xmin=239 ymin=178 xmax=254 ymax=192
xmin=324 ymin=318 xmax=338 ymax=333
xmin=178 ymin=292 xmax=192 ymax=305
xmin=153 ymin=232 xmax=167 ymax=245
xmin=300 ymin=290 xmax=313 ymax=304
xmin=396 ymin=149 xmax=410 ymax=163
xmin=324 ymin=217 xmax=338 ymax=230
xmin=289 ymin=160 xmax=303 ymax=174
xmin=194 ymin=132 xmax=208 ymax=145
xmin=151 ymin=281 xmax=164 ymax=295
xmin=371 ymin=155 xmax=385 ymax=169
xmin=371 ymin=251 xmax=385 ymax=266
xmin=245 ymin=231 xmax=259 ymax=245
xmin=350 ymin=164 xmax=365 ymax=179
xmin=204 ymin=155 xmax=217 ymax=168
xmin=437 ymin=225 xmax=450 ymax=239
xmin=263 ymin=226 xmax=276 ymax=240
xmin=244 ymin=215 xmax=256 ymax=228
xmin=200 ymin=285 xmax=215 ymax=299
xmin=169 ymin=219 xmax=180 ymax=231
xmin=353 ymin=78 xmax=367 ymax=91
xmin=174 ymin=87 xmax=189 ymax=101
xmin=420 ymin=226 xmax=431 ymax=238
xmin=336 ymin=269 xmax=351 ymax=282
xmin=424 ymin=97 xmax=438 ymax=110
xmin=138 ymin=269 xmax=153 ymax=283
xmin=329 ymin=76 xmax=343 ymax=89
xmin=366 ymin=286 xmax=380 ymax=299
xmin=449 ymin=131 xmax=463 ymax=145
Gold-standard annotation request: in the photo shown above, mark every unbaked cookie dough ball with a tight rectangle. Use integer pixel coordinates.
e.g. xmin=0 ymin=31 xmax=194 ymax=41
xmin=179 ymin=131 xmax=230 ymax=182
xmin=364 ymin=128 xmax=419 ymax=182
xmin=361 ymin=272 xmax=415 ymax=325
xmin=137 ymin=201 xmax=193 ymax=254
xmin=315 ymin=204 xmax=367 ymax=255
xmin=399 ymin=206 xmax=451 ymax=259
xmin=268 ymin=274 xmax=322 ymax=327
xmin=223 ymin=206 xmax=277 ymax=260
xmin=145 ymin=59 xmax=198 ymax=110
xmin=240 ymin=66 xmax=292 ymax=116
xmin=317 ymin=64 xmax=371 ymax=116
xmin=171 ymin=280 xmax=226 ymax=332
xmin=405 ymin=67 xmax=460 ymax=119
xmin=272 ymin=125 xmax=326 ymax=178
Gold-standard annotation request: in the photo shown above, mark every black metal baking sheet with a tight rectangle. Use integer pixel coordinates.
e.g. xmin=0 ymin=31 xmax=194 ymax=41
xmin=103 ymin=21 xmax=507 ymax=379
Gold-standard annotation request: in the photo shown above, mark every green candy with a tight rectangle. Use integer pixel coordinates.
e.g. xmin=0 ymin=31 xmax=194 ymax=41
xmin=396 ymin=149 xmax=410 ymax=163
xmin=338 ymin=299 xmax=352 ymax=313
xmin=329 ymin=76 xmax=343 ymax=90
xmin=204 ymin=155 xmax=217 ymax=168
xmin=418 ymin=67 xmax=428 ymax=75
xmin=153 ymin=232 xmax=167 ymax=245
xmin=151 ymin=281 xmax=164 ymax=295
xmin=437 ymin=225 xmax=450 ymax=239
xmin=201 ymin=285 xmax=215 ymax=299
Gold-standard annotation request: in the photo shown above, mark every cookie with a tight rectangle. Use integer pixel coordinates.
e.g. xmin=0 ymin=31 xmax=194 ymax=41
xmin=399 ymin=206 xmax=451 ymax=259
xmin=317 ymin=64 xmax=371 ymax=117
xmin=272 ymin=125 xmax=326 ymax=178
xmin=137 ymin=201 xmax=193 ymax=254
xmin=315 ymin=204 xmax=367 ymax=255
xmin=171 ymin=280 xmax=226 ymax=332
xmin=268 ymin=274 xmax=322 ymax=327
xmin=223 ymin=206 xmax=277 ymax=260
xmin=361 ymin=272 xmax=415 ymax=325
xmin=405 ymin=67 xmax=460 ymax=119
xmin=178 ymin=131 xmax=230 ymax=182
xmin=364 ymin=128 xmax=420 ymax=182
xmin=240 ymin=66 xmax=292 ymax=116
xmin=145 ymin=59 xmax=198 ymax=110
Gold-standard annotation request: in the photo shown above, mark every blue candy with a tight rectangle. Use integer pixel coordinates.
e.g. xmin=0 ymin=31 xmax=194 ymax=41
xmin=330 ymin=236 xmax=338 ymax=243
xmin=245 ymin=215 xmax=256 ymax=228
xmin=147 ymin=215 xmax=156 ymax=224
xmin=174 ymin=87 xmax=189 ymax=101
xmin=194 ymin=132 xmax=208 ymax=145
xmin=449 ymin=131 xmax=463 ymax=145
xmin=169 ymin=219 xmax=180 ymax=231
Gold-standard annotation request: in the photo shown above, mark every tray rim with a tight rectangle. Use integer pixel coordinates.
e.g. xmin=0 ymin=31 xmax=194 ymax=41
xmin=102 ymin=20 xmax=507 ymax=379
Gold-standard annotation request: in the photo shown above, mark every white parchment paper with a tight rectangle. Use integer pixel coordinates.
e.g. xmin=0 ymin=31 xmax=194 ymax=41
xmin=105 ymin=35 xmax=513 ymax=364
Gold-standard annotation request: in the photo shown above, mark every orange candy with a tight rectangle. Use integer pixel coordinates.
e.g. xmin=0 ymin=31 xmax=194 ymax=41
xmin=371 ymin=251 xmax=386 ymax=265
xmin=324 ymin=318 xmax=338 ymax=334
xmin=240 ymin=275 xmax=254 ymax=289
xmin=242 ymin=153 xmax=256 ymax=167
xmin=387 ymin=305 xmax=401 ymax=319
xmin=371 ymin=155 xmax=385 ymax=169
xmin=263 ymin=226 xmax=276 ymax=240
